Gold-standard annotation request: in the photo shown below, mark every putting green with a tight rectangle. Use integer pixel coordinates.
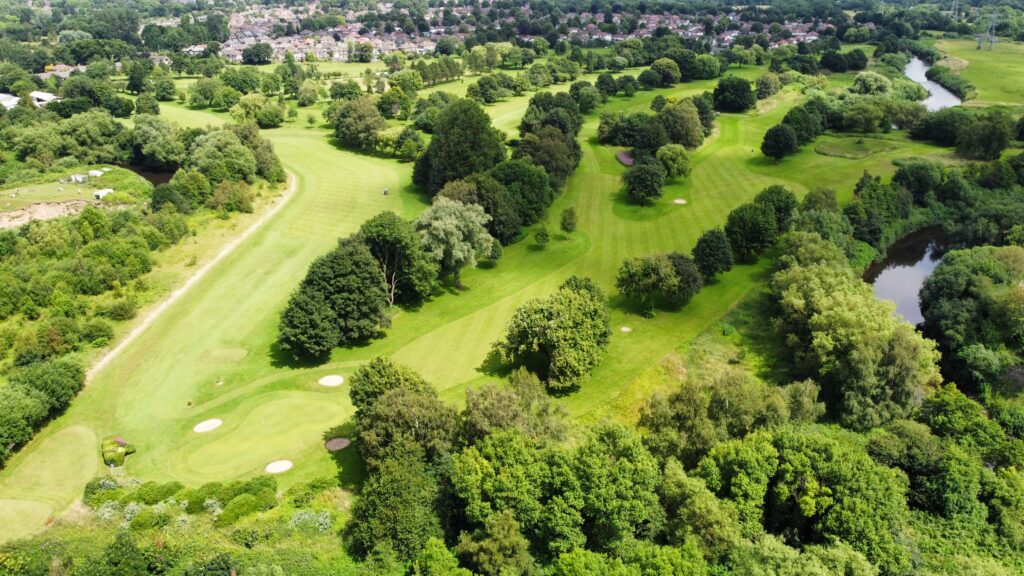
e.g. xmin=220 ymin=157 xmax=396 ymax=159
xmin=0 ymin=65 xmax=951 ymax=542
xmin=182 ymin=393 xmax=341 ymax=478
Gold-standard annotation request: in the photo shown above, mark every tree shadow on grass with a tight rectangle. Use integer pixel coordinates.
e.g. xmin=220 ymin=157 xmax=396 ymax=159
xmin=545 ymin=380 xmax=580 ymax=398
xmin=744 ymin=152 xmax=785 ymax=171
xmin=267 ymin=334 xmax=383 ymax=370
xmin=268 ymin=341 xmax=330 ymax=370
xmin=608 ymin=293 xmax=685 ymax=317
xmin=325 ymin=135 xmax=395 ymax=160
xmin=322 ymin=422 xmax=367 ymax=491
xmin=400 ymin=180 xmax=433 ymax=209
xmin=478 ymin=346 xmax=511 ymax=379
xmin=435 ymin=275 xmax=472 ymax=297
xmin=611 ymin=187 xmax=675 ymax=222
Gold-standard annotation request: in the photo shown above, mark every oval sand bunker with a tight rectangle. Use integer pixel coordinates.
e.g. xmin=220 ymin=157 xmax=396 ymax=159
xmin=318 ymin=374 xmax=344 ymax=387
xmin=620 ymin=326 xmax=633 ymax=333
xmin=325 ymin=437 xmax=351 ymax=452
xmin=674 ymin=199 xmax=687 ymax=205
xmin=192 ymin=419 xmax=223 ymax=433
xmin=265 ymin=460 xmax=293 ymax=474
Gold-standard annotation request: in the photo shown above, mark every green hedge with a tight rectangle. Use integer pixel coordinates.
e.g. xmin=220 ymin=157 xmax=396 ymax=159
xmin=925 ymin=65 xmax=976 ymax=100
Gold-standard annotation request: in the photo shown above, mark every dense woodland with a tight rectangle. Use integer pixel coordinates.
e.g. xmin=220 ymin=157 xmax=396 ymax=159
xmin=3 ymin=0 xmax=1024 ymax=574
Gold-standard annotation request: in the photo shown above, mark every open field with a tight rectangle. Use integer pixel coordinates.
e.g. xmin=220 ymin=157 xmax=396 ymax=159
xmin=0 ymin=166 xmax=152 ymax=211
xmin=1 ymin=179 xmax=93 ymax=211
xmin=0 ymin=64 xmax=952 ymax=542
xmin=936 ymin=38 xmax=1024 ymax=107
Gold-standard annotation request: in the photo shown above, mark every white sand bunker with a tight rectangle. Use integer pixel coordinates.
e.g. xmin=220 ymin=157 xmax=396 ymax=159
xmin=325 ymin=437 xmax=351 ymax=452
xmin=265 ymin=460 xmax=293 ymax=474
xmin=318 ymin=374 xmax=344 ymax=387
xmin=674 ymin=199 xmax=688 ymax=205
xmin=192 ymin=419 xmax=223 ymax=433
xmin=620 ymin=326 xmax=633 ymax=333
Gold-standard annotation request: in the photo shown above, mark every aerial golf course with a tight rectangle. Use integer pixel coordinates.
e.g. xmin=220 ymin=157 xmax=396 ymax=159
xmin=0 ymin=59 xmax=953 ymax=543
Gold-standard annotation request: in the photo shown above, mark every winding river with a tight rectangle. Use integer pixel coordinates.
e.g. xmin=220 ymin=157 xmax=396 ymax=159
xmin=862 ymin=59 xmax=961 ymax=325
xmin=903 ymin=56 xmax=962 ymax=112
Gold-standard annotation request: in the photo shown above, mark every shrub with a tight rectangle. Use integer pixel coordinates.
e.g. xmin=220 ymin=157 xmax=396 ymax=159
xmin=129 ymin=507 xmax=172 ymax=530
xmin=230 ymin=526 xmax=271 ymax=549
xmin=534 ymin=226 xmax=549 ymax=247
xmin=286 ymin=476 xmax=337 ymax=507
xmin=83 ymin=476 xmax=124 ymax=507
xmin=925 ymin=65 xmax=975 ymax=99
xmin=560 ymin=208 xmax=576 ymax=233
xmin=220 ymin=475 xmax=278 ymax=502
xmin=216 ymin=492 xmax=275 ymax=526
xmin=182 ymin=482 xmax=225 ymax=514
xmin=101 ymin=435 xmax=137 ymax=467
xmin=132 ymin=480 xmax=184 ymax=505
xmin=81 ymin=319 xmax=114 ymax=346
xmin=290 ymin=510 xmax=334 ymax=533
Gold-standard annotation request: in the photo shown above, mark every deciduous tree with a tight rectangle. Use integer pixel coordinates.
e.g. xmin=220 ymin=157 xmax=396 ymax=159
xmin=415 ymin=99 xmax=506 ymax=194
xmin=359 ymin=211 xmax=438 ymax=305
xmin=329 ymin=95 xmax=386 ymax=150
xmin=415 ymin=198 xmax=497 ymax=288
xmin=496 ymin=279 xmax=611 ymax=390
xmin=692 ymin=228 xmax=734 ymax=278
xmin=713 ymin=76 xmax=755 ymax=112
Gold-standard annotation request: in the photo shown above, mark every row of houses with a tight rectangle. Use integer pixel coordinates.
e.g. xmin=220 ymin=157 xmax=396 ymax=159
xmin=162 ymin=2 xmax=835 ymax=63
xmin=208 ymin=26 xmax=438 ymax=62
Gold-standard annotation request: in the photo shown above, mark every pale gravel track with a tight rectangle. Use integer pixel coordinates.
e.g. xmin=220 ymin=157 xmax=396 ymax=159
xmin=86 ymin=174 xmax=297 ymax=383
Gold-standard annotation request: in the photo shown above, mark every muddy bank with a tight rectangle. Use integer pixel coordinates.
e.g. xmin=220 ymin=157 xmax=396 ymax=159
xmin=0 ymin=200 xmax=128 ymax=230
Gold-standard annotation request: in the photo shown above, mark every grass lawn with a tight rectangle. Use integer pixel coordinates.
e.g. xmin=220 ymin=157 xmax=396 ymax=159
xmin=0 ymin=65 xmax=951 ymax=542
xmin=839 ymin=43 xmax=875 ymax=54
xmin=935 ymin=38 xmax=1024 ymax=107
xmin=0 ymin=166 xmax=152 ymax=211
xmin=2 ymin=180 xmax=94 ymax=211
xmin=813 ymin=134 xmax=899 ymax=159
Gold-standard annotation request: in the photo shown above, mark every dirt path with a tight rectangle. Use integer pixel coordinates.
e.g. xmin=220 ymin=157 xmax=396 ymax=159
xmin=86 ymin=174 xmax=298 ymax=382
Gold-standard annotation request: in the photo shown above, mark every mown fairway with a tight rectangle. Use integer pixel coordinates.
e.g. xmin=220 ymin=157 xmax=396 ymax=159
xmin=0 ymin=67 xmax=949 ymax=541
xmin=936 ymin=38 xmax=1024 ymax=107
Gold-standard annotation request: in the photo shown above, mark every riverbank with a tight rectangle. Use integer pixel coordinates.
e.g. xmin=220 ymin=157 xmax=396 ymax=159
xmin=903 ymin=56 xmax=964 ymax=111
